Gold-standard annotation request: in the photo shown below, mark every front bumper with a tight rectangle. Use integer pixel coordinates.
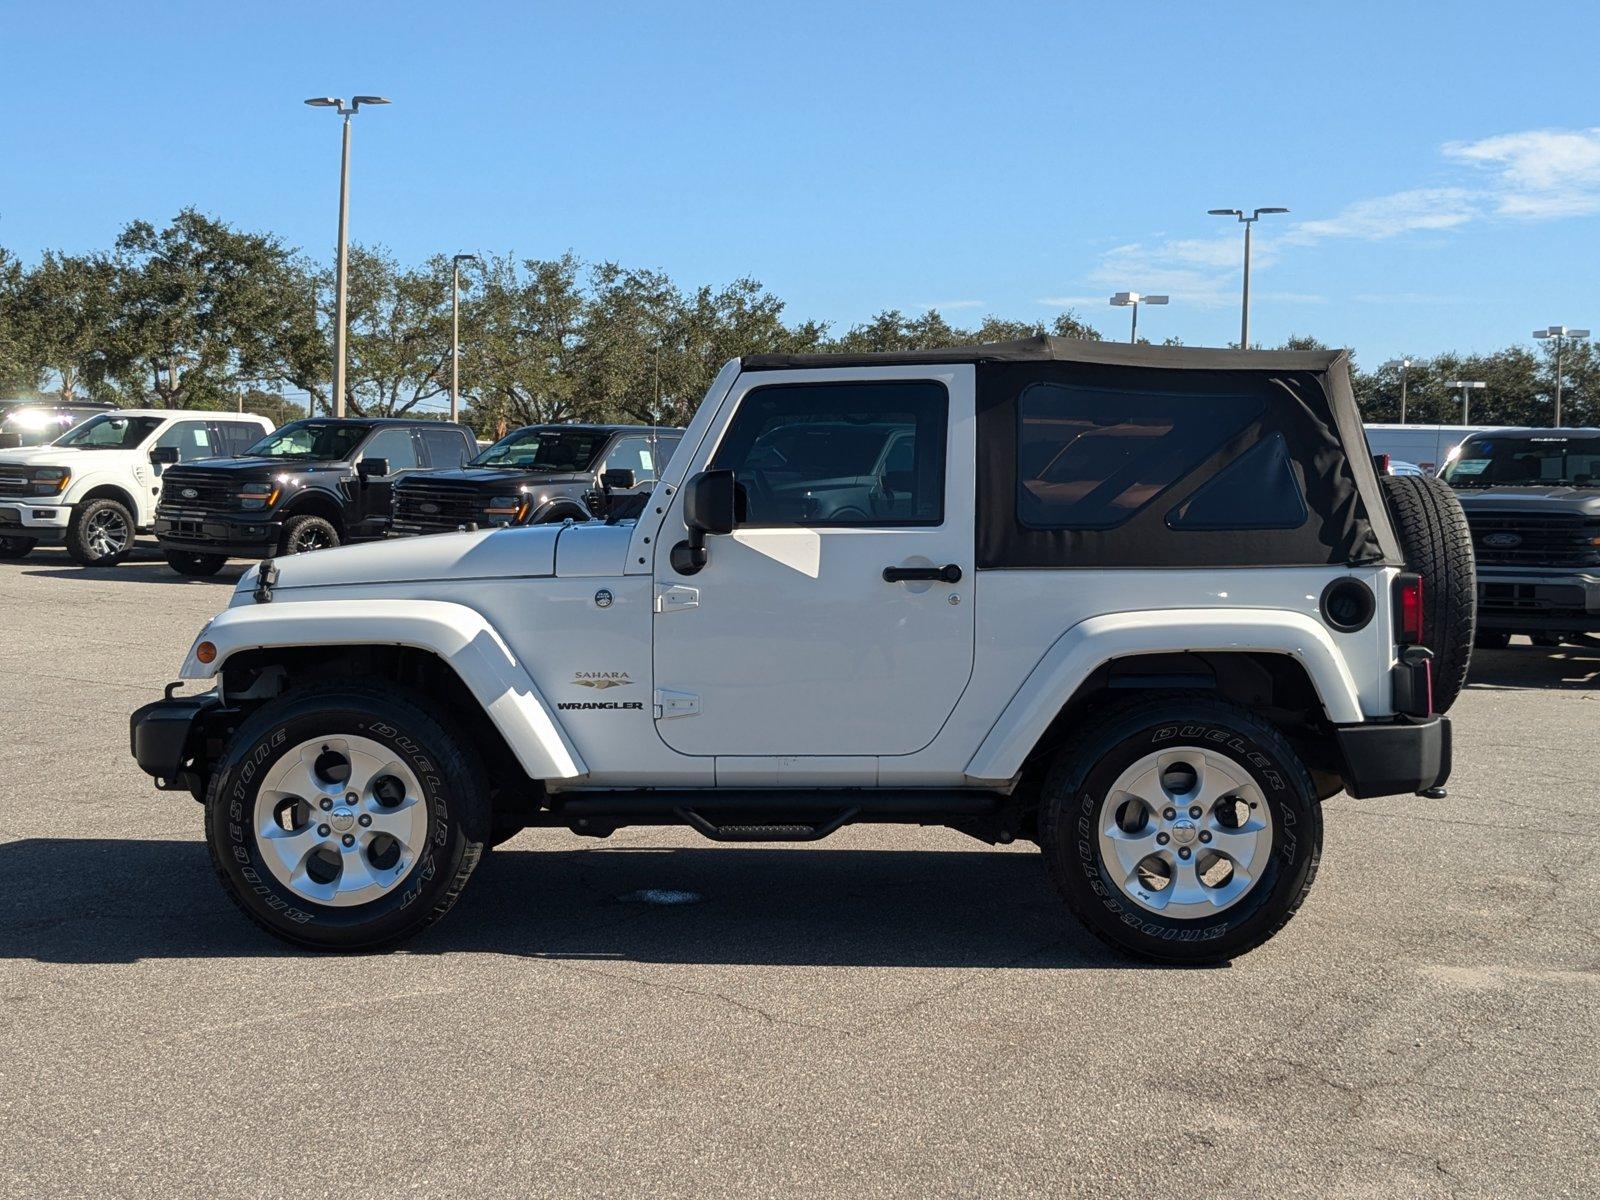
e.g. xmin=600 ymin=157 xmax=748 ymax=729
xmin=0 ymin=501 xmax=72 ymax=544
xmin=129 ymin=688 xmax=231 ymax=796
xmin=1475 ymin=569 xmax=1600 ymax=633
xmin=155 ymin=512 xmax=282 ymax=560
xmin=1334 ymin=715 xmax=1451 ymax=799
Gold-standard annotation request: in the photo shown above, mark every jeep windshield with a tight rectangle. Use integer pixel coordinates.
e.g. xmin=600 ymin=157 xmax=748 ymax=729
xmin=53 ymin=413 xmax=165 ymax=449
xmin=471 ymin=427 xmax=611 ymax=472
xmin=241 ymin=420 xmax=370 ymax=462
xmin=1441 ymin=433 xmax=1600 ymax=488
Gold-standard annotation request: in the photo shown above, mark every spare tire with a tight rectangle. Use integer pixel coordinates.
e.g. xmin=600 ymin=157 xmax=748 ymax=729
xmin=1379 ymin=474 xmax=1476 ymax=713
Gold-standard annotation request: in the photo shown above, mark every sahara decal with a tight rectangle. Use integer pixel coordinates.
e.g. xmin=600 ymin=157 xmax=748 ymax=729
xmin=572 ymin=671 xmax=633 ymax=690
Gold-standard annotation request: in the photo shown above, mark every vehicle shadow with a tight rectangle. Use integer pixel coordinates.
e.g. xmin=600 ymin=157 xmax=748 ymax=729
xmin=0 ymin=837 xmax=1131 ymax=969
xmin=16 ymin=544 xmax=246 ymax=585
xmin=1466 ymin=642 xmax=1600 ymax=691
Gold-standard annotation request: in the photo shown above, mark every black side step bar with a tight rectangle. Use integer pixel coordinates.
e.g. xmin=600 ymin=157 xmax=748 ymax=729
xmin=544 ymin=789 xmax=1009 ymax=843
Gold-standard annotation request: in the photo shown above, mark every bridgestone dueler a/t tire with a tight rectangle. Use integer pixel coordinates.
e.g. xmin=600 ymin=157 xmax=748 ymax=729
xmin=1379 ymin=474 xmax=1476 ymax=713
xmin=203 ymin=682 xmax=490 ymax=951
xmin=1039 ymin=696 xmax=1322 ymax=964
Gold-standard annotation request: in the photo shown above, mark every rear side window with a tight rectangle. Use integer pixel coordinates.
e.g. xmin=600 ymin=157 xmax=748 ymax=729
xmin=216 ymin=422 xmax=263 ymax=456
xmin=361 ymin=427 xmax=421 ymax=472
xmin=710 ymin=380 xmax=948 ymax=526
xmin=1166 ymin=433 xmax=1308 ymax=530
xmin=1016 ymin=384 xmax=1264 ymax=530
xmin=420 ymin=427 xmax=470 ymax=469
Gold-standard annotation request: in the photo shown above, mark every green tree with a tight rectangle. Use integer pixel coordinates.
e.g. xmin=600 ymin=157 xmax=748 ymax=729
xmin=105 ymin=209 xmax=322 ymax=409
xmin=333 ymin=246 xmax=454 ymax=416
xmin=8 ymin=252 xmax=118 ymax=402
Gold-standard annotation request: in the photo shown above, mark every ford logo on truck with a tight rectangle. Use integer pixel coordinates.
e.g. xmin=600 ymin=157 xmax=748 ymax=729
xmin=1482 ymin=532 xmax=1521 ymax=548
xmin=180 ymin=487 xmax=198 ymax=499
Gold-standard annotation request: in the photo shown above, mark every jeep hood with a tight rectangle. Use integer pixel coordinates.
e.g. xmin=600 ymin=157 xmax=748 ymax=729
xmin=237 ymin=524 xmax=563 ymax=596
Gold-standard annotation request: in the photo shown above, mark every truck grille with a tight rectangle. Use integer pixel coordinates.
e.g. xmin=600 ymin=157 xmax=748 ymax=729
xmin=392 ymin=479 xmax=486 ymax=532
xmin=1464 ymin=509 xmax=1600 ymax=568
xmin=0 ymin=468 xmax=33 ymax=497
xmin=155 ymin=468 xmax=240 ymax=516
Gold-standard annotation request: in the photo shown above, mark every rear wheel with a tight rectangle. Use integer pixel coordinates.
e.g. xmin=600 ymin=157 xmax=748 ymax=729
xmin=279 ymin=513 xmax=340 ymax=555
xmin=164 ymin=549 xmax=228 ymax=577
xmin=204 ymin=682 xmax=490 ymax=950
xmin=66 ymin=497 xmax=136 ymax=566
xmin=1380 ymin=474 xmax=1475 ymax=713
xmin=1038 ymin=696 xmax=1322 ymax=964
xmin=0 ymin=536 xmax=35 ymax=560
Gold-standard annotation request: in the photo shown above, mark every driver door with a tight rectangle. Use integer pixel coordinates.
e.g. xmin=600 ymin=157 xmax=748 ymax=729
xmin=651 ymin=368 xmax=976 ymax=761
xmin=354 ymin=427 xmax=421 ymax=534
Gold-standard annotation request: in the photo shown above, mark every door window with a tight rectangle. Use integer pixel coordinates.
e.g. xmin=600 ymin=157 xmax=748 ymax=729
xmin=360 ymin=427 xmax=420 ymax=473
xmin=154 ymin=421 xmax=216 ymax=463
xmin=601 ymin=436 xmax=669 ymax=485
xmin=215 ymin=422 xmax=263 ymax=456
xmin=709 ymin=381 xmax=948 ymax=526
xmin=420 ymin=426 xmax=470 ymax=468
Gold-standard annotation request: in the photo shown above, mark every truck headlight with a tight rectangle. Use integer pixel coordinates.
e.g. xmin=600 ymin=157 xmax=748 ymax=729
xmin=28 ymin=468 xmax=70 ymax=496
xmin=484 ymin=494 xmax=530 ymax=523
xmin=238 ymin=484 xmax=280 ymax=511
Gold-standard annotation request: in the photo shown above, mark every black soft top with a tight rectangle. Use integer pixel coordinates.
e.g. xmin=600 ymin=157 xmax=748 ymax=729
xmin=743 ymin=335 xmax=1343 ymax=374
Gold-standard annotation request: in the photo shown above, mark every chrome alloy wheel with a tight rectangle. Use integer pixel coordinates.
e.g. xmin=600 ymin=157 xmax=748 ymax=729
xmin=84 ymin=507 xmax=131 ymax=558
xmin=253 ymin=735 xmax=429 ymax=907
xmin=1097 ymin=747 xmax=1274 ymax=919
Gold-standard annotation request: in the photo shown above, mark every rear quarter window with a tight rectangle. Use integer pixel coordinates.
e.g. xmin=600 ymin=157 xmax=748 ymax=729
xmin=1016 ymin=383 xmax=1264 ymax=530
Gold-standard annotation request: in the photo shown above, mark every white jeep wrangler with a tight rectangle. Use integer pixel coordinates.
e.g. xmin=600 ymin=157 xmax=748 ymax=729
xmin=131 ymin=339 xmax=1470 ymax=962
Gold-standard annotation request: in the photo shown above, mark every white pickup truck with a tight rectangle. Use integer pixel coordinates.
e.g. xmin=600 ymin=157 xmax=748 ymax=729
xmin=0 ymin=409 xmax=273 ymax=565
xmin=131 ymin=339 xmax=1471 ymax=962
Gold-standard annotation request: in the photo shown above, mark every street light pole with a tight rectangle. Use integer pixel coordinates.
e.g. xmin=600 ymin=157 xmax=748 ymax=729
xmin=305 ymin=95 xmax=390 ymax=417
xmin=1384 ymin=358 xmax=1412 ymax=423
xmin=1446 ymin=379 xmax=1486 ymax=426
xmin=450 ymin=254 xmax=480 ymax=424
xmin=1109 ymin=292 xmax=1169 ymax=344
xmin=1533 ymin=326 xmax=1590 ymax=427
xmin=1208 ymin=206 xmax=1289 ymax=349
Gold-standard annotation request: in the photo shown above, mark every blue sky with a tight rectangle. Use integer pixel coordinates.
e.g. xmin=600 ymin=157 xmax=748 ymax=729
xmin=1 ymin=0 xmax=1595 ymax=362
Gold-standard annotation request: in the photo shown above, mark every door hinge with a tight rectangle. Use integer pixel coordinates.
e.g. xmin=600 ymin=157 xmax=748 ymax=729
xmin=654 ymin=585 xmax=700 ymax=614
xmin=653 ymin=688 xmax=701 ymax=719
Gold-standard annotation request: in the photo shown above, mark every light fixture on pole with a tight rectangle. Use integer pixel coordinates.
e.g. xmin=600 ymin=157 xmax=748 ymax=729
xmin=305 ymin=94 xmax=390 ymax=417
xmin=1208 ymin=206 xmax=1289 ymax=350
xmin=1445 ymin=379 xmax=1486 ymax=426
xmin=449 ymin=254 xmax=480 ymax=423
xmin=1533 ymin=325 xmax=1590 ymax=427
xmin=1109 ymin=292 xmax=1168 ymax=344
xmin=1383 ymin=358 xmax=1413 ymax=424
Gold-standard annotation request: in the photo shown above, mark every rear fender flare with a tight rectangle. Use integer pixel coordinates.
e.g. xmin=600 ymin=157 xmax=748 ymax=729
xmin=964 ymin=608 xmax=1365 ymax=784
xmin=178 ymin=598 xmax=585 ymax=781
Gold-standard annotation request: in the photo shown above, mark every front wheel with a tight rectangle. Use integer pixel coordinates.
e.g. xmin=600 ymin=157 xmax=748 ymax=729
xmin=0 ymin=536 xmax=35 ymax=560
xmin=279 ymin=513 xmax=340 ymax=556
xmin=204 ymin=683 xmax=490 ymax=950
xmin=66 ymin=497 xmax=135 ymax=566
xmin=1039 ymin=696 xmax=1322 ymax=964
xmin=164 ymin=549 xmax=228 ymax=577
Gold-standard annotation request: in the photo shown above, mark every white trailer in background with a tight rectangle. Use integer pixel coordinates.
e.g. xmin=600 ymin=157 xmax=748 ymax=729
xmin=1364 ymin=424 xmax=1491 ymax=475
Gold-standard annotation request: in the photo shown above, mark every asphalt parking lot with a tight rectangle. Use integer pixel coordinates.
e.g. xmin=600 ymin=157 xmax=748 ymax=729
xmin=1 ymin=543 xmax=1596 ymax=1199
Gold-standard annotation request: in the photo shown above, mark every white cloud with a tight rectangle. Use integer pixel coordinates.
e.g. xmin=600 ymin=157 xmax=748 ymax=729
xmin=916 ymin=299 xmax=984 ymax=311
xmin=1070 ymin=126 xmax=1599 ymax=311
xmin=1286 ymin=187 xmax=1478 ymax=242
xmin=1444 ymin=127 xmax=1600 ymax=218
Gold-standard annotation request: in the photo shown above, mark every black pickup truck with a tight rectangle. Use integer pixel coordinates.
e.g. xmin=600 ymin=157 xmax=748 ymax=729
xmin=1441 ymin=427 xmax=1600 ymax=646
xmin=153 ymin=417 xmax=474 ymax=575
xmin=390 ymin=423 xmax=683 ymax=535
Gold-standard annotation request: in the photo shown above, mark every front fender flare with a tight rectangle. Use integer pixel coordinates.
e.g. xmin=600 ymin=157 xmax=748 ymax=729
xmin=179 ymin=599 xmax=586 ymax=781
xmin=964 ymin=608 xmax=1365 ymax=785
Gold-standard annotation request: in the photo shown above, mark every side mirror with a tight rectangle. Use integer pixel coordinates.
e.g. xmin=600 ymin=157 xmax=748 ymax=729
xmin=357 ymin=457 xmax=389 ymax=480
xmin=670 ymin=469 xmax=737 ymax=575
xmin=600 ymin=468 xmax=635 ymax=492
xmin=149 ymin=446 xmax=179 ymax=466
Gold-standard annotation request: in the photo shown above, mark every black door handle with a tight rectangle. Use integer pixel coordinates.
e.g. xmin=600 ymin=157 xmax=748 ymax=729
xmin=882 ymin=563 xmax=963 ymax=584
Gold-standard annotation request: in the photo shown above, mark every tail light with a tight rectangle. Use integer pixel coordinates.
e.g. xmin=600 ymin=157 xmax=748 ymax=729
xmin=1372 ymin=452 xmax=1392 ymax=475
xmin=1396 ymin=573 xmax=1424 ymax=645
